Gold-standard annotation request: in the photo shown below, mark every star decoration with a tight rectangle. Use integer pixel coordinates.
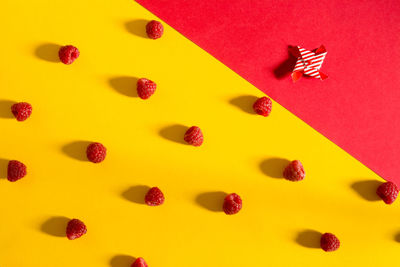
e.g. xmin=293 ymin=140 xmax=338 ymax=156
xmin=291 ymin=45 xmax=328 ymax=82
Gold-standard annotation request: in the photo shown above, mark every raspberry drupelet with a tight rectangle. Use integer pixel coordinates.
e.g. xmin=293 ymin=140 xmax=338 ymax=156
xmin=253 ymin=96 xmax=272 ymax=117
xmin=145 ymin=187 xmax=165 ymax=206
xmin=320 ymin=233 xmax=340 ymax=252
xmin=376 ymin=181 xmax=399 ymax=204
xmin=7 ymin=160 xmax=27 ymax=182
xmin=283 ymin=160 xmax=305 ymax=181
xmin=137 ymin=78 xmax=157 ymax=99
xmin=58 ymin=45 xmax=80 ymax=64
xmin=131 ymin=257 xmax=148 ymax=267
xmin=146 ymin=20 xmax=164 ymax=39
xmin=86 ymin=142 xmax=107 ymax=163
xmin=11 ymin=102 xmax=32 ymax=121
xmin=223 ymin=193 xmax=242 ymax=215
xmin=66 ymin=219 xmax=87 ymax=240
xmin=184 ymin=126 xmax=203 ymax=146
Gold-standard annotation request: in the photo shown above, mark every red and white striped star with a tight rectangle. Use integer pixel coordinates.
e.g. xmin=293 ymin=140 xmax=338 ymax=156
xmin=291 ymin=45 xmax=328 ymax=82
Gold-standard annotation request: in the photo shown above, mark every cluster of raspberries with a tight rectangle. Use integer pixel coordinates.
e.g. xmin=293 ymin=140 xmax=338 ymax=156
xmin=6 ymin=20 xmax=165 ymax=266
xmin=8 ymin=17 xmax=400 ymax=265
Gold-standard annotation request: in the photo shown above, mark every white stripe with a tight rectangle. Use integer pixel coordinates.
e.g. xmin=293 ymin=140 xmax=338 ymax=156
xmin=302 ymin=54 xmax=315 ymax=60
xmin=301 ymin=51 xmax=314 ymax=58
xmin=313 ymin=55 xmax=326 ymax=61
xmin=310 ymin=58 xmax=324 ymax=63
xmin=306 ymin=73 xmax=318 ymax=77
xmin=304 ymin=68 xmax=318 ymax=75
xmin=313 ymin=52 xmax=327 ymax=58
xmin=294 ymin=66 xmax=304 ymax=71
xmin=308 ymin=62 xmax=323 ymax=69
xmin=315 ymin=52 xmax=327 ymax=57
xmin=312 ymin=56 xmax=326 ymax=62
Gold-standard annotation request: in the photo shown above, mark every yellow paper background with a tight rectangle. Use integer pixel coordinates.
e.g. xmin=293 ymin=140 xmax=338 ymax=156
xmin=0 ymin=1 xmax=397 ymax=266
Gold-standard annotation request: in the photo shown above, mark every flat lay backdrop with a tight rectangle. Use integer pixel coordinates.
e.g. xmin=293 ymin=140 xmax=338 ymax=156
xmin=137 ymin=0 xmax=400 ymax=183
xmin=0 ymin=1 xmax=398 ymax=266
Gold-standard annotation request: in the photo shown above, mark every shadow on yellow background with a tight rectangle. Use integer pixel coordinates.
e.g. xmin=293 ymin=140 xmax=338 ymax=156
xmin=122 ymin=185 xmax=150 ymax=204
xmin=295 ymin=229 xmax=322 ymax=249
xmin=62 ymin=141 xmax=92 ymax=161
xmin=0 ymin=100 xmax=17 ymax=119
xmin=229 ymin=95 xmax=258 ymax=114
xmin=41 ymin=216 xmax=70 ymax=237
xmin=124 ymin=19 xmax=148 ymax=39
xmin=0 ymin=0 xmax=397 ymax=266
xmin=109 ymin=76 xmax=139 ymax=97
xmin=195 ymin=191 xmax=227 ymax=212
xmin=35 ymin=43 xmax=61 ymax=63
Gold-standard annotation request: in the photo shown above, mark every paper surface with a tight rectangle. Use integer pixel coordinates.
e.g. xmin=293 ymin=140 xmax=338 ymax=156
xmin=0 ymin=1 xmax=396 ymax=266
xmin=137 ymin=0 xmax=400 ymax=183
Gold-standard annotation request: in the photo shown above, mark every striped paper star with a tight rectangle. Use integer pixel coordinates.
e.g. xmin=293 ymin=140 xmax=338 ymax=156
xmin=291 ymin=45 xmax=328 ymax=82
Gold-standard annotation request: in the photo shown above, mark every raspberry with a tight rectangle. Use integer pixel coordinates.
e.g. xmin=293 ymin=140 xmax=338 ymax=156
xmin=253 ymin=96 xmax=272 ymax=117
xmin=223 ymin=193 xmax=242 ymax=215
xmin=137 ymin=78 xmax=157 ymax=99
xmin=66 ymin=219 xmax=87 ymax=240
xmin=320 ymin=233 xmax=340 ymax=252
xmin=7 ymin=160 xmax=27 ymax=182
xmin=146 ymin=20 xmax=164 ymax=39
xmin=11 ymin=102 xmax=32 ymax=121
xmin=376 ymin=181 xmax=399 ymax=204
xmin=58 ymin=45 xmax=80 ymax=65
xmin=283 ymin=160 xmax=305 ymax=181
xmin=131 ymin=257 xmax=148 ymax=267
xmin=86 ymin=142 xmax=107 ymax=163
xmin=145 ymin=187 xmax=165 ymax=206
xmin=184 ymin=126 xmax=204 ymax=146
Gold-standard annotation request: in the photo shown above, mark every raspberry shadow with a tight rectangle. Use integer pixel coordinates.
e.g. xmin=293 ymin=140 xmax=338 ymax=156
xmin=295 ymin=230 xmax=321 ymax=249
xmin=229 ymin=95 xmax=258 ymax=114
xmin=0 ymin=100 xmax=17 ymax=119
xmin=62 ymin=141 xmax=92 ymax=161
xmin=124 ymin=19 xmax=148 ymax=38
xmin=351 ymin=180 xmax=381 ymax=201
xmin=196 ymin=191 xmax=227 ymax=212
xmin=122 ymin=185 xmax=151 ymax=204
xmin=109 ymin=76 xmax=139 ymax=97
xmin=35 ymin=43 xmax=61 ymax=63
xmin=259 ymin=158 xmax=290 ymax=178
xmin=0 ymin=158 xmax=8 ymax=179
xmin=159 ymin=124 xmax=188 ymax=145
xmin=110 ymin=255 xmax=136 ymax=267
xmin=394 ymin=232 xmax=400 ymax=242
xmin=40 ymin=216 xmax=70 ymax=237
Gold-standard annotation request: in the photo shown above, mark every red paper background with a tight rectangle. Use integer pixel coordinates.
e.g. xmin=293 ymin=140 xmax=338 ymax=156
xmin=137 ymin=0 xmax=400 ymax=182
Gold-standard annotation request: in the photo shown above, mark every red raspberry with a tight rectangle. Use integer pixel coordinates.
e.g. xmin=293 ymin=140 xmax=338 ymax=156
xmin=7 ymin=160 xmax=27 ymax=182
xmin=376 ymin=181 xmax=399 ymax=204
xmin=11 ymin=102 xmax=32 ymax=121
xmin=58 ymin=45 xmax=80 ymax=65
xmin=223 ymin=193 xmax=242 ymax=215
xmin=86 ymin=142 xmax=107 ymax=163
xmin=253 ymin=96 xmax=272 ymax=117
xmin=131 ymin=257 xmax=148 ymax=267
xmin=137 ymin=78 xmax=157 ymax=99
xmin=146 ymin=20 xmax=164 ymax=39
xmin=66 ymin=219 xmax=87 ymax=240
xmin=184 ymin=126 xmax=204 ymax=146
xmin=283 ymin=160 xmax=305 ymax=181
xmin=320 ymin=233 xmax=340 ymax=252
xmin=145 ymin=187 xmax=165 ymax=206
